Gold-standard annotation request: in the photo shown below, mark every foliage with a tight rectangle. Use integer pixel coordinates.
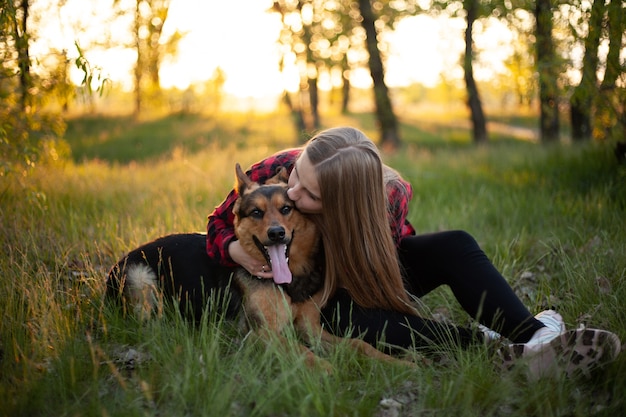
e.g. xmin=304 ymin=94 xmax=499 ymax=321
xmin=1 ymin=113 xmax=625 ymax=416
xmin=124 ymin=0 xmax=183 ymax=114
xmin=595 ymin=0 xmax=625 ymax=143
xmin=534 ymin=0 xmax=561 ymax=143
xmin=74 ymin=42 xmax=111 ymax=99
xmin=271 ymin=0 xmax=415 ymax=139
xmin=0 ymin=98 xmax=68 ymax=177
xmin=0 ymin=1 xmax=120 ymax=180
xmin=0 ymin=0 xmax=67 ymax=178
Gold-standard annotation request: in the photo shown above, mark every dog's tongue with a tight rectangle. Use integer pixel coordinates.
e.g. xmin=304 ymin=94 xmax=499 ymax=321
xmin=268 ymin=244 xmax=292 ymax=284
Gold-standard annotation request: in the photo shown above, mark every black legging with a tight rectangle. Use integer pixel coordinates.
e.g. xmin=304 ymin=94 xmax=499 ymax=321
xmin=321 ymin=230 xmax=545 ymax=349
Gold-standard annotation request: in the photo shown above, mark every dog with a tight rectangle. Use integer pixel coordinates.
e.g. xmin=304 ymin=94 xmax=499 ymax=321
xmin=106 ymin=163 xmax=411 ymax=369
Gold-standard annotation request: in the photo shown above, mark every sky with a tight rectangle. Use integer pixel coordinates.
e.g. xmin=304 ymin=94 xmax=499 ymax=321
xmin=29 ymin=0 xmax=513 ymax=99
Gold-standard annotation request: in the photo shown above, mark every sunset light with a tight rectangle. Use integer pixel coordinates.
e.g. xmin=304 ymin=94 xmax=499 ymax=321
xmin=3 ymin=1 xmax=625 ymax=414
xmin=27 ymin=0 xmax=514 ymax=100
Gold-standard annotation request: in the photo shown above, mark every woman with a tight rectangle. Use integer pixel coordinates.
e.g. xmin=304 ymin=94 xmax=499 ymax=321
xmin=207 ymin=127 xmax=619 ymax=376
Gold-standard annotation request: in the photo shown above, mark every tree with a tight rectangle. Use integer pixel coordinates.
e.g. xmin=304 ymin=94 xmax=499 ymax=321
xmin=132 ymin=0 xmax=145 ymax=115
xmin=357 ymin=0 xmax=400 ymax=149
xmin=12 ymin=0 xmax=31 ymax=112
xmin=272 ymin=0 xmax=412 ymax=145
xmin=202 ymin=66 xmax=226 ymax=114
xmin=569 ymin=0 xmax=605 ymax=142
xmin=535 ymin=0 xmax=560 ymax=143
xmin=502 ymin=18 xmax=536 ymax=108
xmin=272 ymin=0 xmax=322 ymax=136
xmin=0 ymin=0 xmax=66 ymax=177
xmin=129 ymin=0 xmax=182 ymax=116
xmin=462 ymin=0 xmax=487 ymax=144
xmin=595 ymin=0 xmax=624 ymax=143
xmin=425 ymin=0 xmax=490 ymax=144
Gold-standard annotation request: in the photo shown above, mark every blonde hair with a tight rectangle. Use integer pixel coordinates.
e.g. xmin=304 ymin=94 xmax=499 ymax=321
xmin=305 ymin=127 xmax=415 ymax=315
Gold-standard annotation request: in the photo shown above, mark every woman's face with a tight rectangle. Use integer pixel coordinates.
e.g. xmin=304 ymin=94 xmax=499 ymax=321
xmin=287 ymin=151 xmax=322 ymax=214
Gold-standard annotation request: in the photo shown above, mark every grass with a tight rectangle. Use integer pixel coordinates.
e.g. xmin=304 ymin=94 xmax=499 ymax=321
xmin=1 ymin=110 xmax=625 ymax=416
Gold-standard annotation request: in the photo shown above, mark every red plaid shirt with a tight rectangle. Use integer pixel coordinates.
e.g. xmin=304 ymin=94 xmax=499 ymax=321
xmin=206 ymin=149 xmax=416 ymax=266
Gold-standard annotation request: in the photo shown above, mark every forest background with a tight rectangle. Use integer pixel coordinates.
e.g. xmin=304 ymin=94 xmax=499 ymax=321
xmin=1 ymin=0 xmax=625 ymax=165
xmin=1 ymin=0 xmax=626 ymax=416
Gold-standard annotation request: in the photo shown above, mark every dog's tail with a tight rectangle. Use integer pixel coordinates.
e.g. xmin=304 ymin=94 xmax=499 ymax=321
xmin=125 ymin=264 xmax=162 ymax=320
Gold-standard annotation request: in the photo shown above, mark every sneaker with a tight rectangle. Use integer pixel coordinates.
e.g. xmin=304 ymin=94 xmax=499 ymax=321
xmin=523 ymin=310 xmax=566 ymax=346
xmin=534 ymin=310 xmax=566 ymax=334
xmin=481 ymin=310 xmax=564 ymax=345
xmin=498 ymin=328 xmax=622 ymax=379
xmin=479 ymin=324 xmax=502 ymax=343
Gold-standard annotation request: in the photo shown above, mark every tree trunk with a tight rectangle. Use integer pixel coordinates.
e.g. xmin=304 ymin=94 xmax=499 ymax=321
xmin=301 ymin=16 xmax=320 ymax=131
xmin=15 ymin=0 xmax=31 ymax=113
xmin=133 ymin=0 xmax=142 ymax=117
xmin=357 ymin=0 xmax=400 ymax=149
xmin=535 ymin=0 xmax=560 ymax=143
xmin=463 ymin=0 xmax=488 ymax=144
xmin=283 ymin=92 xmax=307 ymax=140
xmin=147 ymin=0 xmax=169 ymax=93
xmin=341 ymin=55 xmax=350 ymax=114
xmin=570 ymin=0 xmax=604 ymax=142
xmin=596 ymin=0 xmax=624 ymax=142
xmin=308 ymin=76 xmax=321 ymax=130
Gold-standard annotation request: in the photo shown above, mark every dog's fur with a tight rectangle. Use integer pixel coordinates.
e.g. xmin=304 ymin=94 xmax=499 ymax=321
xmin=106 ymin=164 xmax=409 ymax=368
xmin=106 ymin=232 xmax=240 ymax=320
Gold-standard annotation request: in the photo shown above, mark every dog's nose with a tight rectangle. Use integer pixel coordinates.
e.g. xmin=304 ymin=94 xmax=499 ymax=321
xmin=267 ymin=226 xmax=286 ymax=242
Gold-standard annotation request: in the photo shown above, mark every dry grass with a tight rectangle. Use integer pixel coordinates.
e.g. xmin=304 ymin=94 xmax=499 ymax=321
xmin=1 ymin=111 xmax=625 ymax=416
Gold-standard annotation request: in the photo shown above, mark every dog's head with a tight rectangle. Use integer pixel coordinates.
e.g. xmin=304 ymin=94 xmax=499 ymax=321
xmin=232 ymin=163 xmax=317 ymax=284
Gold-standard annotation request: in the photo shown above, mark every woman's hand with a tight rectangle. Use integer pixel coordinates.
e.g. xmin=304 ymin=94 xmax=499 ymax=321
xmin=228 ymin=240 xmax=273 ymax=279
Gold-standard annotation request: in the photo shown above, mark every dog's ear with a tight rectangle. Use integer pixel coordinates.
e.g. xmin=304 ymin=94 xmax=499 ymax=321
xmin=276 ymin=167 xmax=289 ymax=184
xmin=266 ymin=167 xmax=289 ymax=185
xmin=235 ymin=163 xmax=254 ymax=194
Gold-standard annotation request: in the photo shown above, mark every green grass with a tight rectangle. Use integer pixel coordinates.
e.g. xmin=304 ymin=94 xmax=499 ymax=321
xmin=1 ymin=111 xmax=625 ymax=416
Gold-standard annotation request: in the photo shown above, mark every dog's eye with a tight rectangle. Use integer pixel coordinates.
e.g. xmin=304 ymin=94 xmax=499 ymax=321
xmin=280 ymin=205 xmax=293 ymax=215
xmin=249 ymin=209 xmax=264 ymax=219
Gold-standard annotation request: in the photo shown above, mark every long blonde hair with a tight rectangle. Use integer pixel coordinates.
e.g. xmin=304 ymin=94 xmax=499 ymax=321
xmin=305 ymin=127 xmax=415 ymax=315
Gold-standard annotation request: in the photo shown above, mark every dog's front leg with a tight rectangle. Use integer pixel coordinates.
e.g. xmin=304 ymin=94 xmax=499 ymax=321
xmin=242 ymin=285 xmax=332 ymax=372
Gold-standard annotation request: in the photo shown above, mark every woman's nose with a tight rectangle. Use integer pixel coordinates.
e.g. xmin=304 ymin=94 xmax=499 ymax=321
xmin=287 ymin=186 xmax=299 ymax=201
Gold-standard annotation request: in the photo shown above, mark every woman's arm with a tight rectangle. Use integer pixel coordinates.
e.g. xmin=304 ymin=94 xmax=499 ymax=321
xmin=206 ymin=189 xmax=239 ymax=266
xmin=386 ymin=176 xmax=416 ymax=245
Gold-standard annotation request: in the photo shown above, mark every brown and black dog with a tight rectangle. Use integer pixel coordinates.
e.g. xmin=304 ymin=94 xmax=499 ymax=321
xmin=106 ymin=163 xmax=409 ymax=369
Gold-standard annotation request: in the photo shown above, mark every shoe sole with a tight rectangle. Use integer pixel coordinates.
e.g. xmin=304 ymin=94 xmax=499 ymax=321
xmin=498 ymin=328 xmax=622 ymax=379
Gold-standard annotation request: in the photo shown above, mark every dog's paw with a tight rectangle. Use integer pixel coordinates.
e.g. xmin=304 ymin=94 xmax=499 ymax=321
xmin=303 ymin=351 xmax=334 ymax=374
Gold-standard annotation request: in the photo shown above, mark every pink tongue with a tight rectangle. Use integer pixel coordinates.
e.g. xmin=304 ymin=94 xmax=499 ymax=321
xmin=267 ymin=244 xmax=292 ymax=284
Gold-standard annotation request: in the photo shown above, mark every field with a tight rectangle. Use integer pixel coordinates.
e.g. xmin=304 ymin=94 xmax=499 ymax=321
xmin=1 ymin=110 xmax=625 ymax=416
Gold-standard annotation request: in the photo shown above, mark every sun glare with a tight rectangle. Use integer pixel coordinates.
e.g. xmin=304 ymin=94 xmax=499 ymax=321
xmin=29 ymin=0 xmax=514 ymax=102
xmin=160 ymin=0 xmax=285 ymax=98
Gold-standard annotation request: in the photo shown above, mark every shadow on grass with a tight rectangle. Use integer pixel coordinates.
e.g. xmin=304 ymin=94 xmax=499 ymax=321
xmin=64 ymin=112 xmax=252 ymax=164
xmin=345 ymin=112 xmax=538 ymax=152
xmin=66 ymin=111 xmax=624 ymax=210
xmin=66 ymin=110 xmax=547 ymax=165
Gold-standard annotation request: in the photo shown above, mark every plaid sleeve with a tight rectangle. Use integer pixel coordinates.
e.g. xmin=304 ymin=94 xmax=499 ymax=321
xmin=206 ymin=149 xmax=301 ymax=265
xmin=387 ymin=177 xmax=416 ymax=246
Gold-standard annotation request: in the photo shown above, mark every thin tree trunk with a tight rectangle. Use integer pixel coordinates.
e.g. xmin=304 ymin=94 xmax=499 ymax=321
xmin=596 ymin=0 xmax=624 ymax=142
xmin=133 ymin=0 xmax=142 ymax=117
xmin=301 ymin=15 xmax=320 ymax=131
xmin=308 ymin=77 xmax=320 ymax=130
xmin=283 ymin=92 xmax=307 ymax=139
xmin=464 ymin=0 xmax=488 ymax=144
xmin=570 ymin=0 xmax=604 ymax=142
xmin=357 ymin=0 xmax=400 ymax=149
xmin=341 ymin=55 xmax=350 ymax=114
xmin=15 ymin=0 xmax=31 ymax=113
xmin=535 ymin=0 xmax=560 ymax=143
